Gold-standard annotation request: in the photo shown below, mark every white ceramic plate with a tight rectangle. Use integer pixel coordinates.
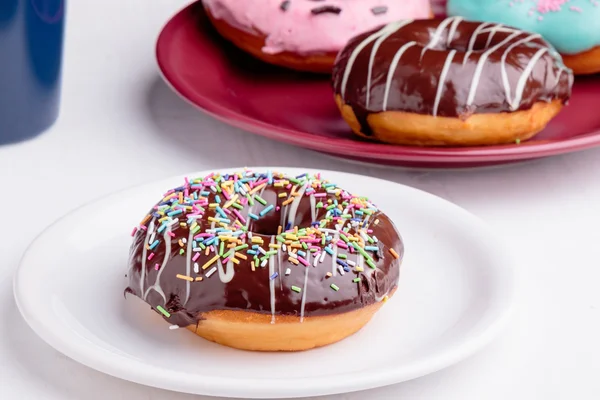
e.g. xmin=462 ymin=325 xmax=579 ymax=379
xmin=14 ymin=167 xmax=514 ymax=398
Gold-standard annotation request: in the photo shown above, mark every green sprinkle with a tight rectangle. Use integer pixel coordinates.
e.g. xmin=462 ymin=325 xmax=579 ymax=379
xmin=341 ymin=214 xmax=352 ymax=219
xmin=198 ymin=242 xmax=206 ymax=249
xmin=353 ymin=278 xmax=361 ymax=283
xmin=191 ymin=225 xmax=201 ymax=235
xmin=326 ymin=204 xmax=336 ymax=211
xmin=316 ymin=201 xmax=324 ymax=208
xmin=179 ymin=249 xmax=185 ymax=255
xmin=330 ymin=283 xmax=340 ymax=291
xmin=234 ymin=244 xmax=249 ymax=251
xmin=219 ymin=241 xmax=225 ymax=256
xmin=265 ymin=250 xmax=278 ymax=257
xmin=366 ymin=259 xmax=377 ymax=269
xmin=156 ymin=305 xmax=171 ymax=318
xmin=363 ymin=209 xmax=373 ymax=215
xmin=288 ymin=177 xmax=301 ymax=184
xmin=302 ymin=242 xmax=308 ymax=250
xmin=367 ymin=236 xmax=375 ymax=244
xmin=310 ymin=248 xmax=318 ymax=253
xmin=254 ymin=195 xmax=267 ymax=205
xmin=321 ymin=235 xmax=326 ymax=245
xmin=246 ymin=193 xmax=255 ymax=206
xmin=222 ymin=249 xmax=234 ymax=259
xmin=340 ymin=234 xmax=349 ymax=243
xmin=276 ymin=235 xmax=285 ymax=243
xmin=231 ymin=202 xmax=243 ymax=210
xmin=337 ymin=254 xmax=347 ymax=259
xmin=515 ymin=138 xmax=521 ymax=145
xmin=291 ymin=285 xmax=302 ymax=293
xmin=320 ymin=220 xmax=327 ymax=228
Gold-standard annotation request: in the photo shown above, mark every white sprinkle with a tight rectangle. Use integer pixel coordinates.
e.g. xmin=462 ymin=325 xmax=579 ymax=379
xmin=282 ymin=244 xmax=287 ymax=252
xmin=248 ymin=232 xmax=253 ymax=239
xmin=285 ymin=268 xmax=291 ymax=276
xmin=193 ymin=247 xmax=203 ymax=252
xmin=149 ymin=231 xmax=156 ymax=243
xmin=206 ymin=266 xmax=217 ymax=278
xmin=347 ymin=259 xmax=356 ymax=266
xmin=182 ymin=238 xmax=187 ymax=244
xmin=313 ymin=255 xmax=319 ymax=267
xmin=193 ymin=262 xmax=199 ymax=274
xmin=338 ymin=266 xmax=346 ymax=275
xmin=320 ymin=252 xmax=326 ymax=262
xmin=261 ymin=259 xmax=268 ymax=268
xmin=373 ymin=236 xmax=379 ymax=243
xmin=169 ymin=325 xmax=180 ymax=330
xmin=288 ymin=251 xmax=298 ymax=259
xmin=258 ymin=247 xmax=267 ymax=256
xmin=168 ymin=218 xmax=180 ymax=226
xmin=210 ymin=186 xmax=217 ymax=193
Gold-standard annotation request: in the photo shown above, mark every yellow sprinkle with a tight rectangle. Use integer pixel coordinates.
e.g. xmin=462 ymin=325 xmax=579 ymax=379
xmin=179 ymin=222 xmax=187 ymax=227
xmin=290 ymin=243 xmax=302 ymax=248
xmin=204 ymin=247 xmax=210 ymax=256
xmin=251 ymin=237 xmax=263 ymax=244
xmin=382 ymin=295 xmax=389 ymax=303
xmin=326 ymin=272 xmax=332 ymax=277
xmin=223 ymin=194 xmax=239 ymax=209
xmin=282 ymin=198 xmax=294 ymax=206
xmin=274 ymin=182 xmax=284 ymax=187
xmin=158 ymin=216 xmax=169 ymax=223
xmin=277 ymin=225 xmax=282 ymax=235
xmin=235 ymin=252 xmax=248 ymax=260
xmin=328 ymin=199 xmax=333 ymax=204
xmin=249 ymin=182 xmax=267 ymax=194
xmin=389 ymin=249 xmax=400 ymax=259
xmin=284 ymin=240 xmax=293 ymax=245
xmin=176 ymin=274 xmax=194 ymax=282
xmin=289 ymin=258 xmax=299 ymax=265
xmin=195 ymin=277 xmax=203 ymax=282
xmin=209 ymin=203 xmax=219 ymax=208
xmin=374 ymin=219 xmax=380 ymax=225
xmin=231 ymin=258 xmax=240 ymax=265
xmin=294 ymin=226 xmax=298 ymax=234
xmin=208 ymin=217 xmax=220 ymax=223
xmin=355 ymin=266 xmax=364 ymax=272
xmin=218 ymin=236 xmax=233 ymax=241
xmin=251 ymin=261 xmax=256 ymax=271
xmin=201 ymin=255 xmax=219 ymax=270
xmin=278 ymin=193 xmax=287 ymax=198
xmin=285 ymin=234 xmax=298 ymax=240
xmin=269 ymin=244 xmax=281 ymax=249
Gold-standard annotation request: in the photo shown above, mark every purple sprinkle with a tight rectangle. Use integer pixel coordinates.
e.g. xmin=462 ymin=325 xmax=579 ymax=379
xmin=311 ymin=5 xmax=342 ymax=15
xmin=270 ymin=272 xmax=279 ymax=280
xmin=371 ymin=6 xmax=388 ymax=15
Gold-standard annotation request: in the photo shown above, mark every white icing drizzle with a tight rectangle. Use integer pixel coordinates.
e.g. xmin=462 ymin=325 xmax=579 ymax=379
xmin=421 ymin=17 xmax=461 ymax=59
xmin=309 ymin=194 xmax=316 ymax=223
xmin=184 ymin=228 xmax=194 ymax=305
xmin=499 ymin=33 xmax=542 ymax=109
xmin=432 ymin=49 xmax=457 ymax=117
xmin=143 ymin=226 xmax=172 ymax=303
xmin=341 ymin=21 xmax=412 ymax=99
xmin=511 ymin=48 xmax=548 ymax=110
xmin=300 ymin=259 xmax=309 ymax=323
xmin=463 ymin=22 xmax=494 ymax=65
xmin=483 ymin=24 xmax=505 ymax=49
xmin=217 ymin=258 xmax=235 ymax=283
xmin=287 ymin=184 xmax=307 ymax=227
xmin=268 ymin=236 xmax=276 ymax=324
xmin=365 ymin=20 xmax=413 ymax=108
xmin=331 ymin=232 xmax=339 ymax=276
xmin=138 ymin=218 xmax=155 ymax=294
xmin=382 ymin=41 xmax=417 ymax=111
xmin=466 ymin=30 xmax=523 ymax=106
xmin=446 ymin=16 xmax=463 ymax=47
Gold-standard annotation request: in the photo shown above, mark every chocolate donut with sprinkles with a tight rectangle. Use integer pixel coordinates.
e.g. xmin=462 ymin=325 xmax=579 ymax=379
xmin=332 ymin=17 xmax=573 ymax=147
xmin=201 ymin=0 xmax=432 ymax=73
xmin=125 ymin=170 xmax=404 ymax=352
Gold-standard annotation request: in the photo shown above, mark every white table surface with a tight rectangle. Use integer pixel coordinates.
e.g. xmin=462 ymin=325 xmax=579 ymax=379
xmin=1 ymin=1 xmax=599 ymax=399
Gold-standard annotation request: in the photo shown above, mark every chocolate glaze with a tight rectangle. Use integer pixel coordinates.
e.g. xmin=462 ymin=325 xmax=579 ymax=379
xmin=125 ymin=172 xmax=403 ymax=328
xmin=332 ymin=17 xmax=574 ymax=135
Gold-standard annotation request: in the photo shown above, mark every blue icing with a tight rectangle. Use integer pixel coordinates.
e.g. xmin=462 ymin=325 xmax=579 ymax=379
xmin=447 ymin=0 xmax=600 ymax=54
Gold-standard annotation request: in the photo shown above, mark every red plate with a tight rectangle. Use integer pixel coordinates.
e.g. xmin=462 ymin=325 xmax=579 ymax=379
xmin=156 ymin=1 xmax=600 ymax=168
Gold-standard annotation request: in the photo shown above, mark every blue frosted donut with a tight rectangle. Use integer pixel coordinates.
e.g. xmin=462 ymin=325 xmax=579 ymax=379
xmin=447 ymin=0 xmax=600 ymax=74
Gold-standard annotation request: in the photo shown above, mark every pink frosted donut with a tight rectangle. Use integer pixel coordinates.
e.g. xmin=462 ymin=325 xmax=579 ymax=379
xmin=202 ymin=0 xmax=433 ymax=73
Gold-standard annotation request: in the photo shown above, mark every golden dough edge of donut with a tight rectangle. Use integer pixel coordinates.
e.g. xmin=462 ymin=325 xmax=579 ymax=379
xmin=335 ymin=95 xmax=564 ymax=147
xmin=204 ymin=5 xmax=337 ymax=74
xmin=561 ymin=45 xmax=600 ymax=75
xmin=204 ymin=6 xmax=434 ymax=74
xmin=185 ymin=295 xmax=392 ymax=352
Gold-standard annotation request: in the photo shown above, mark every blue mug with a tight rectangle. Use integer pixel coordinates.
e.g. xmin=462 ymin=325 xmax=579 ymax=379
xmin=0 ymin=0 xmax=65 ymax=145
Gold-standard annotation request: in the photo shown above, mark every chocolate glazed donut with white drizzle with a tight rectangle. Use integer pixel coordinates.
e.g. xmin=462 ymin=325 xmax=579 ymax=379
xmin=125 ymin=170 xmax=403 ymax=352
xmin=332 ymin=17 xmax=574 ymax=147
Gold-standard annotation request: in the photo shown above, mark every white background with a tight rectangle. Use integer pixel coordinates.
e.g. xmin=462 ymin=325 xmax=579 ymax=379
xmin=1 ymin=0 xmax=599 ymax=399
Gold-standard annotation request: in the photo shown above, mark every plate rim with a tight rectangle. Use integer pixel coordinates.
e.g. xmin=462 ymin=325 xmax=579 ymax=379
xmin=155 ymin=1 xmax=600 ymax=165
xmin=14 ymin=167 xmax=516 ymax=398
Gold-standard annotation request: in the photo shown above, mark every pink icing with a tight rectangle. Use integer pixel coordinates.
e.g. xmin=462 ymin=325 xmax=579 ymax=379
xmin=202 ymin=0 xmax=432 ymax=55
